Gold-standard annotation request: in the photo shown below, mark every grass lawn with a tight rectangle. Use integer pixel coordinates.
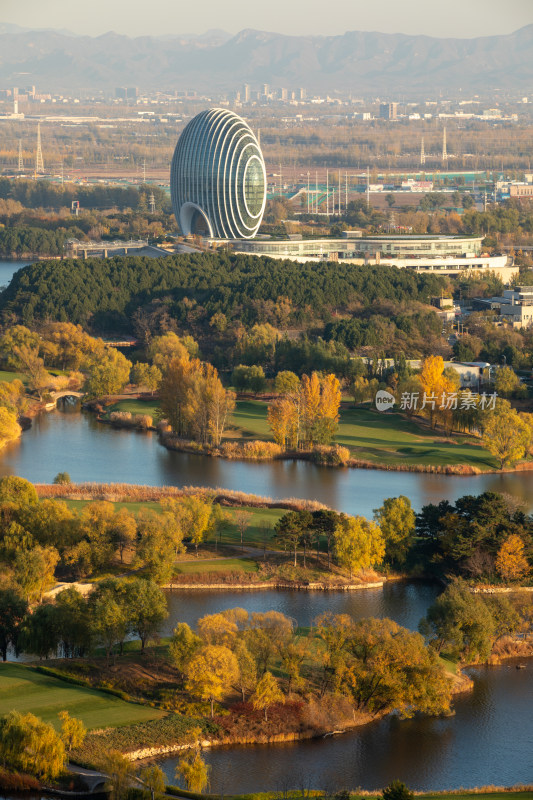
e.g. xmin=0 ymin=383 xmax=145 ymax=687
xmin=63 ymin=498 xmax=163 ymax=515
xmin=0 ymin=663 xmax=164 ymax=730
xmin=225 ymin=400 xmax=498 ymax=470
xmin=174 ymin=557 xmax=259 ymax=575
xmin=105 ymin=398 xmax=160 ymax=417
xmin=218 ymin=506 xmax=284 ymax=548
xmin=0 ymin=369 xmax=26 ymax=384
xmin=227 ymin=400 xmax=272 ymax=439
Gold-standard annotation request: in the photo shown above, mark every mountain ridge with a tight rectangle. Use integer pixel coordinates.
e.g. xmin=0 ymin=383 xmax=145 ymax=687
xmin=0 ymin=25 xmax=531 ymax=94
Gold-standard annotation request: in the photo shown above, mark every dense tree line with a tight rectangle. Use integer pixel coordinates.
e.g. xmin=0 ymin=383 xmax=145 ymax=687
xmin=0 ymin=226 xmax=67 ymax=257
xmin=0 ymin=252 xmax=446 ymax=335
xmin=414 ymin=491 xmax=533 ymax=582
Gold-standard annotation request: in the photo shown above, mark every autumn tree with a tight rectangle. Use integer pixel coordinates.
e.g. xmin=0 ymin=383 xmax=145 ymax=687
xmin=333 ymin=516 xmax=385 ymax=577
xmin=373 ymin=495 xmax=415 ymax=567
xmin=0 ymin=710 xmax=66 ymax=779
xmin=14 ymin=545 xmax=59 ymax=602
xmin=169 ymin=622 xmax=202 ymax=672
xmin=495 ymin=366 xmax=524 ymax=398
xmin=136 ymin=509 xmax=179 ymax=583
xmin=125 ymin=578 xmax=168 ymax=653
xmin=130 ymin=362 xmax=161 ymax=394
xmin=103 ymin=750 xmax=135 ymax=800
xmin=419 ymin=355 xmax=456 ymax=428
xmin=176 ymin=743 xmax=210 ymax=793
xmin=420 ymin=579 xmax=496 ymax=662
xmin=84 ymin=347 xmax=132 ymax=398
xmin=274 ymin=370 xmax=300 ymax=395
xmin=198 ymin=612 xmax=238 ymax=648
xmin=58 ymin=710 xmax=86 ymax=753
xmin=495 ymin=535 xmax=530 ymax=583
xmin=185 ymin=644 xmax=239 ymax=718
xmin=138 ymin=764 xmax=166 ymax=800
xmin=233 ymin=639 xmax=257 ymax=701
xmin=344 ymin=618 xmax=452 ymax=717
xmin=482 ymin=404 xmax=529 ymax=469
xmin=267 ymin=371 xmax=341 ymax=449
xmin=245 ymin=611 xmax=294 ymax=674
xmin=252 ymin=671 xmax=284 ymax=721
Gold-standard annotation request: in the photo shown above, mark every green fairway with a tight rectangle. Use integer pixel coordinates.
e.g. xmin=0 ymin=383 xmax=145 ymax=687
xmin=175 ymin=557 xmax=259 ymax=575
xmin=0 ymin=663 xmax=164 ymax=730
xmin=105 ymin=398 xmax=159 ymax=417
xmin=227 ymin=400 xmax=272 ymax=439
xmin=225 ymin=400 xmax=497 ymax=470
xmin=219 ymin=506 xmax=284 ymax=548
xmin=0 ymin=369 xmax=26 ymax=384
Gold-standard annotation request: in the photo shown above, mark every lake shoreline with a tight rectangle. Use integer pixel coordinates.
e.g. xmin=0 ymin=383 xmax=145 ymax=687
xmin=124 ymin=669 xmax=474 ymax=764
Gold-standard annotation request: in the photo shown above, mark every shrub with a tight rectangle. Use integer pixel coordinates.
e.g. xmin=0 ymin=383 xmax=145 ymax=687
xmin=311 ymin=445 xmax=351 ymax=466
xmin=134 ymin=414 xmax=153 ymax=429
xmin=241 ymin=441 xmax=282 ymax=461
xmin=109 ymin=411 xmax=133 ymax=426
xmin=53 ymin=471 xmax=71 ymax=485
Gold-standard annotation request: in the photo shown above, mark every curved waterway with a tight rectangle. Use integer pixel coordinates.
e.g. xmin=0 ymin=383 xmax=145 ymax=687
xmin=2 ymin=405 xmax=533 ymax=518
xmin=157 ymin=662 xmax=533 ymax=793
xmin=0 ymin=401 xmax=531 ymax=790
xmin=159 ymin=586 xmax=533 ymax=792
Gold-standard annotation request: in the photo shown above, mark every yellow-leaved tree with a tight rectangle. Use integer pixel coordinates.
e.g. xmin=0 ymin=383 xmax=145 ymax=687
xmin=251 ymin=670 xmax=284 ymax=721
xmin=482 ymin=403 xmax=530 ymax=469
xmin=333 ymin=516 xmax=385 ymax=578
xmin=495 ymin=534 xmax=530 ymax=583
xmin=185 ymin=644 xmax=239 ymax=718
xmin=419 ymin=355 xmax=457 ymax=428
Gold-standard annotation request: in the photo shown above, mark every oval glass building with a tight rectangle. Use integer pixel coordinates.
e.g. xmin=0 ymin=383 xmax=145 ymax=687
xmin=170 ymin=108 xmax=266 ymax=239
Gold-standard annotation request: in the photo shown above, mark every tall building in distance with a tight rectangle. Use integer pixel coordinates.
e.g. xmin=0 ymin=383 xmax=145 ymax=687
xmin=242 ymin=84 xmax=250 ymax=102
xmin=170 ymin=108 xmax=266 ymax=239
xmin=379 ymin=102 xmax=398 ymax=120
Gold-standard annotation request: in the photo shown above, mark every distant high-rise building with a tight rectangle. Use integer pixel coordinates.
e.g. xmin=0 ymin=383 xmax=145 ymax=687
xmin=170 ymin=108 xmax=266 ymax=239
xmin=127 ymin=87 xmax=139 ymax=99
xmin=243 ymin=84 xmax=250 ymax=102
xmin=115 ymin=87 xmax=128 ymax=100
xmin=379 ymin=102 xmax=398 ymax=120
xmin=299 ymin=88 xmax=306 ymax=101
xmin=262 ymin=83 xmax=270 ymax=97
xmin=279 ymin=87 xmax=288 ymax=101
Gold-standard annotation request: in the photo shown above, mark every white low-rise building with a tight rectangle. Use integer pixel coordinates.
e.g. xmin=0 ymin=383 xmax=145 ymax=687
xmin=227 ymin=235 xmax=516 ymax=281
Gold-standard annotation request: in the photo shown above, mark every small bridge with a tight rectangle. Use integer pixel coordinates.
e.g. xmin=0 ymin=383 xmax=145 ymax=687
xmin=49 ymin=390 xmax=85 ymax=407
xmin=65 ymin=238 xmax=149 ymax=259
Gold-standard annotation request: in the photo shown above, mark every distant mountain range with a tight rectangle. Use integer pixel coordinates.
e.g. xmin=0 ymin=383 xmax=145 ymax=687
xmin=0 ymin=25 xmax=532 ymax=95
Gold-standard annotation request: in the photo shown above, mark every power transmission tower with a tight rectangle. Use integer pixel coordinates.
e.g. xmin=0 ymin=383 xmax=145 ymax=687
xmin=17 ymin=140 xmax=24 ymax=172
xmin=442 ymin=127 xmax=447 ymax=164
xmin=366 ymin=166 xmax=370 ymax=208
xmin=149 ymin=192 xmax=156 ymax=213
xmin=142 ymin=159 xmax=146 ymax=183
xmin=420 ymin=137 xmax=425 ymax=166
xmin=35 ymin=123 xmax=44 ymax=175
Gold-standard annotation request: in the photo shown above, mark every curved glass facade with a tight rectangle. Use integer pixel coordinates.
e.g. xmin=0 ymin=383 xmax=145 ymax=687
xmin=170 ymin=108 xmax=266 ymax=239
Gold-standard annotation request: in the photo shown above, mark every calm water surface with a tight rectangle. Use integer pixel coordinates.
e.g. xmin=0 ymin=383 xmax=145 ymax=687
xmin=0 ymin=257 xmax=33 ymax=288
xmin=1 ymin=391 xmax=533 ymax=792
xmin=161 ymin=581 xmax=440 ymax=636
xmin=158 ymin=663 xmax=533 ymax=793
xmin=2 ymin=405 xmax=533 ymax=518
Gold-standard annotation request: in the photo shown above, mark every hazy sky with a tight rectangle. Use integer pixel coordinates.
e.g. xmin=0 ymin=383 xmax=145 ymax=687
xmin=2 ymin=0 xmax=532 ymax=38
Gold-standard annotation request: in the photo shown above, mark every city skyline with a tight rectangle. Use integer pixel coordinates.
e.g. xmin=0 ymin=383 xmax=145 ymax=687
xmin=2 ymin=0 xmax=532 ymax=39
